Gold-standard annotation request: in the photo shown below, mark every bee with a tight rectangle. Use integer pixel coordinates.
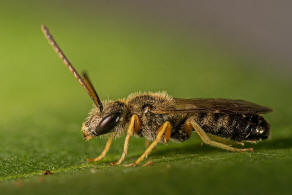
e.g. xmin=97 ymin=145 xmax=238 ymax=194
xmin=41 ymin=25 xmax=272 ymax=167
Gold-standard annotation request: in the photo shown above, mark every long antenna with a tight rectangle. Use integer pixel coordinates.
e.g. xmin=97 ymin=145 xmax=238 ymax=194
xmin=41 ymin=24 xmax=103 ymax=112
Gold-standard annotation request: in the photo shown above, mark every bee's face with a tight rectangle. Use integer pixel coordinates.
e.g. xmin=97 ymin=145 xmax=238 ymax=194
xmin=82 ymin=101 xmax=128 ymax=140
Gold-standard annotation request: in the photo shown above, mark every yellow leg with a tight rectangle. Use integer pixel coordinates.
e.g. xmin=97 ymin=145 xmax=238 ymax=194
xmin=88 ymin=133 xmax=114 ymax=162
xmin=125 ymin=121 xmax=172 ymax=167
xmin=189 ymin=119 xmax=253 ymax=152
xmin=244 ymin=140 xmax=259 ymax=144
xmin=207 ymin=134 xmax=245 ymax=146
xmin=110 ymin=115 xmax=140 ymax=165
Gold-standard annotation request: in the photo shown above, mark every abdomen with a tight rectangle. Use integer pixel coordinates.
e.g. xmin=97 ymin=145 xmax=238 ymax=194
xmin=192 ymin=112 xmax=270 ymax=141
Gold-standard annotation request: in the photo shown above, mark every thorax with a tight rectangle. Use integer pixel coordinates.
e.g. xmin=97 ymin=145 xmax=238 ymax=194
xmin=125 ymin=92 xmax=187 ymax=140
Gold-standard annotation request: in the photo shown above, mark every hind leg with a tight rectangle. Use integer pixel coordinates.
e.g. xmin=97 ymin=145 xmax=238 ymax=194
xmin=207 ymin=134 xmax=245 ymax=146
xmin=188 ymin=119 xmax=253 ymax=152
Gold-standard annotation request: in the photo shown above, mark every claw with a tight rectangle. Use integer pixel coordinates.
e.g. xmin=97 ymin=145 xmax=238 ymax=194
xmin=240 ymin=147 xmax=254 ymax=152
xmin=88 ymin=157 xmax=103 ymax=162
xmin=87 ymin=158 xmax=97 ymax=162
xmin=142 ymin=161 xmax=153 ymax=167
xmin=124 ymin=163 xmax=137 ymax=167
xmin=110 ymin=161 xmax=120 ymax=166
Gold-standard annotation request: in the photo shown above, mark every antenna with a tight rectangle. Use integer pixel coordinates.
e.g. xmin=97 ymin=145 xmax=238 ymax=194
xmin=41 ymin=24 xmax=103 ymax=112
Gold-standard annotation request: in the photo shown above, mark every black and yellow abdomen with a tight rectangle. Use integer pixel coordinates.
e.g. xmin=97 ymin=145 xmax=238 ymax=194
xmin=192 ymin=112 xmax=270 ymax=141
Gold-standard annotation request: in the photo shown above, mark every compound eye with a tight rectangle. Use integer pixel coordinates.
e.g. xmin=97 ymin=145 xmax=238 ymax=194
xmin=95 ymin=113 xmax=120 ymax=135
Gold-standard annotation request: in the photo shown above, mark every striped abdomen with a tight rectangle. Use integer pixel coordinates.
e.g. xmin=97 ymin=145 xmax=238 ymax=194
xmin=193 ymin=112 xmax=270 ymax=141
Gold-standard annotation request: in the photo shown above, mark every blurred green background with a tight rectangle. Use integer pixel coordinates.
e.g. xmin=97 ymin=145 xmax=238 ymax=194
xmin=0 ymin=1 xmax=291 ymax=194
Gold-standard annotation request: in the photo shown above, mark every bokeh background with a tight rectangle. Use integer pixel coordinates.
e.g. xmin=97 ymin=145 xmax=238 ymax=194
xmin=0 ymin=1 xmax=291 ymax=194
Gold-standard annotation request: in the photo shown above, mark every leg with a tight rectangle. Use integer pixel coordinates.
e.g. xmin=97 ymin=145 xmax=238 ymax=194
xmin=110 ymin=114 xmax=140 ymax=165
xmin=126 ymin=121 xmax=172 ymax=167
xmin=88 ymin=133 xmax=114 ymax=162
xmin=244 ymin=140 xmax=259 ymax=144
xmin=189 ymin=119 xmax=253 ymax=152
xmin=207 ymin=134 xmax=245 ymax=146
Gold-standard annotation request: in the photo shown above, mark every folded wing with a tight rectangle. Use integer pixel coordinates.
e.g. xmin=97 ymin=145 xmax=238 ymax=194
xmin=154 ymin=98 xmax=272 ymax=114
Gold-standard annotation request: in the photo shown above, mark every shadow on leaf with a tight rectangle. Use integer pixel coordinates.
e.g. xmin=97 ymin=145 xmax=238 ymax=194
xmin=151 ymin=135 xmax=292 ymax=158
xmin=150 ymin=143 xmax=218 ymax=157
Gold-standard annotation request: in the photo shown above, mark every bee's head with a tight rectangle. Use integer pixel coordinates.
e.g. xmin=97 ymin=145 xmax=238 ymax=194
xmin=82 ymin=101 xmax=129 ymax=140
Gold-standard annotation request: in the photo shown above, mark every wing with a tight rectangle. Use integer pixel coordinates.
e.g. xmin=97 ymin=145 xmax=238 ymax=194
xmin=155 ymin=98 xmax=272 ymax=114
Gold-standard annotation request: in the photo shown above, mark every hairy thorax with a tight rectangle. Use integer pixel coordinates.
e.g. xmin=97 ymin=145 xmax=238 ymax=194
xmin=126 ymin=92 xmax=188 ymax=141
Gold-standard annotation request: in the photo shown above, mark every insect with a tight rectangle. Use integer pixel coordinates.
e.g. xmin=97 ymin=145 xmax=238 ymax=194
xmin=41 ymin=25 xmax=272 ymax=167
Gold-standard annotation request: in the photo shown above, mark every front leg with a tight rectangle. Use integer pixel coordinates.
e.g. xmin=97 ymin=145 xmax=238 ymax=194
xmin=110 ymin=114 xmax=140 ymax=165
xmin=88 ymin=133 xmax=114 ymax=162
xmin=126 ymin=121 xmax=172 ymax=167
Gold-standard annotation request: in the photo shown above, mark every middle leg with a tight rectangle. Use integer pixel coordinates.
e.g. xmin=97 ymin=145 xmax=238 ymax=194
xmin=125 ymin=121 xmax=172 ymax=167
xmin=110 ymin=114 xmax=140 ymax=165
